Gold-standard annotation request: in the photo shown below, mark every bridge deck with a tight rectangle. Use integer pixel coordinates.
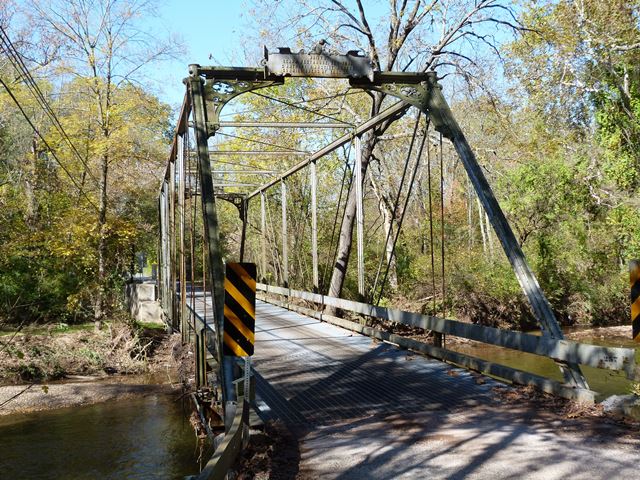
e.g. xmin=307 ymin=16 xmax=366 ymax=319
xmin=252 ymin=301 xmax=495 ymax=427
xmin=199 ymin=298 xmax=639 ymax=479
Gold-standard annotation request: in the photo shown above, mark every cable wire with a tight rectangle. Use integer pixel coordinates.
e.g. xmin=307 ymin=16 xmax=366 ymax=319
xmin=375 ymin=117 xmax=430 ymax=305
xmin=215 ymin=131 xmax=307 ymax=153
xmin=0 ymin=77 xmax=100 ymax=213
xmin=321 ymin=142 xmax=353 ymax=290
xmin=371 ymin=110 xmax=421 ymax=299
xmin=220 ymin=90 xmax=359 ymax=119
xmin=250 ymin=91 xmax=353 ymax=126
xmin=0 ymin=26 xmax=100 ymax=187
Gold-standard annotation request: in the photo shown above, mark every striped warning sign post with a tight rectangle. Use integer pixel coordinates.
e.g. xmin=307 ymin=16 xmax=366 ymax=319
xmin=631 ymin=260 xmax=640 ymax=343
xmin=223 ymin=262 xmax=256 ymax=356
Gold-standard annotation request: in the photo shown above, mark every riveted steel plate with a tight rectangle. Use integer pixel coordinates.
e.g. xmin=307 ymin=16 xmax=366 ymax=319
xmin=265 ymin=47 xmax=373 ymax=81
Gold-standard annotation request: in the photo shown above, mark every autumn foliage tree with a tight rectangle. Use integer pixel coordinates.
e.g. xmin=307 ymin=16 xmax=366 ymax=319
xmin=0 ymin=1 xmax=174 ymax=325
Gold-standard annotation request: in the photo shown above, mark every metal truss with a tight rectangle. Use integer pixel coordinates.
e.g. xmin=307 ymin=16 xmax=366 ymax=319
xmin=159 ymin=47 xmax=591 ymax=436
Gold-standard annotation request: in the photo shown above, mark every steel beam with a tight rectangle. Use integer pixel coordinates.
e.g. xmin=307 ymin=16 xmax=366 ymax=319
xmin=212 ymin=183 xmax=258 ymax=188
xmin=310 ymin=161 xmax=319 ymax=291
xmin=281 ymin=179 xmax=288 ymax=287
xmin=159 ymin=184 xmax=169 ymax=312
xmin=209 ymin=151 xmax=308 ymax=156
xmin=239 ymin=198 xmax=248 ymax=262
xmin=247 ymin=100 xmax=411 ymax=199
xmin=211 ymin=170 xmax=275 ymax=175
xmin=354 ymin=136 xmax=365 ymax=298
xmin=260 ymin=192 xmax=267 ymax=282
xmin=169 ymin=159 xmax=177 ymax=328
xmin=178 ymin=133 xmax=187 ymax=342
xmin=219 ymin=121 xmax=350 ymax=128
xmin=426 ymin=80 xmax=589 ymax=390
xmin=189 ymin=73 xmax=237 ymax=426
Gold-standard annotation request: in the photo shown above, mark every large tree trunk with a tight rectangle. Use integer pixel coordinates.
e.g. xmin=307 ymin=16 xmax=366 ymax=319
xmin=327 ymin=128 xmax=377 ymax=303
xmin=94 ymin=152 xmax=108 ymax=330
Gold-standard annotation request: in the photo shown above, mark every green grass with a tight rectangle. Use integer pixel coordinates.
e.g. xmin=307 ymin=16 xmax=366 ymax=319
xmin=135 ymin=320 xmax=166 ymax=331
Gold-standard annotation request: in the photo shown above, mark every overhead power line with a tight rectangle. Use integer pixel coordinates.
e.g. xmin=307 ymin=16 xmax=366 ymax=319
xmin=0 ymin=76 xmax=100 ymax=213
xmin=0 ymin=25 xmax=100 ymax=188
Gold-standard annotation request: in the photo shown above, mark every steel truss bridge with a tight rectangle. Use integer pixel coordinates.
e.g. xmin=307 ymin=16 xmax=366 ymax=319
xmin=158 ymin=48 xmax=639 ymax=480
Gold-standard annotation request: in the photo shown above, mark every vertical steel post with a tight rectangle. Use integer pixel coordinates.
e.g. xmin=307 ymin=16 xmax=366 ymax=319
xmin=157 ymin=193 xmax=162 ymax=302
xmin=281 ymin=179 xmax=289 ymax=287
xmin=355 ymin=135 xmax=365 ymax=298
xmin=164 ymin=182 xmax=171 ymax=314
xmin=159 ymin=186 xmax=166 ymax=309
xmin=161 ymin=182 xmax=171 ymax=314
xmin=260 ymin=192 xmax=267 ymax=282
xmin=239 ymin=198 xmax=248 ymax=262
xmin=177 ymin=133 xmax=187 ymax=342
xmin=310 ymin=161 xmax=319 ymax=291
xmin=169 ymin=160 xmax=176 ymax=328
xmin=189 ymin=69 xmax=237 ymax=428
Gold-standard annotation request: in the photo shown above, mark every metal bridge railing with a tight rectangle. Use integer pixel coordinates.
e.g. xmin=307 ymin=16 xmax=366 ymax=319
xmin=182 ymin=296 xmax=253 ymax=480
xmin=257 ymin=283 xmax=639 ymax=403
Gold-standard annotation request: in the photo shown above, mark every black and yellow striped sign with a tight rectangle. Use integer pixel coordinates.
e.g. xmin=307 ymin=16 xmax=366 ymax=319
xmin=631 ymin=260 xmax=640 ymax=343
xmin=223 ymin=262 xmax=256 ymax=356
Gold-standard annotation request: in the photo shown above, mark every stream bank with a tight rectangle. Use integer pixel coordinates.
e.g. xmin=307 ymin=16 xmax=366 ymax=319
xmin=0 ymin=320 xmax=194 ymax=416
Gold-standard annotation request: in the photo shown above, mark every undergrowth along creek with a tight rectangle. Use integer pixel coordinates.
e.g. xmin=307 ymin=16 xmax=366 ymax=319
xmin=0 ymin=316 xmax=167 ymax=384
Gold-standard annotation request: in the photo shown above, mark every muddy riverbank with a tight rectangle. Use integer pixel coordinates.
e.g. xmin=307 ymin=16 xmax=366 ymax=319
xmin=0 ymin=377 xmax=180 ymax=416
xmin=0 ymin=325 xmax=194 ymax=416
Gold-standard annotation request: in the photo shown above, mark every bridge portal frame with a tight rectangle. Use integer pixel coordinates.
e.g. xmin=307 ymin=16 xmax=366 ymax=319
xmin=159 ymin=50 xmax=591 ymax=435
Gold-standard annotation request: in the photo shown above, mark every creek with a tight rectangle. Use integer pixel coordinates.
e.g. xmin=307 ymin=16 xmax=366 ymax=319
xmin=0 ymin=393 xmax=210 ymax=479
xmin=448 ymin=326 xmax=640 ymax=409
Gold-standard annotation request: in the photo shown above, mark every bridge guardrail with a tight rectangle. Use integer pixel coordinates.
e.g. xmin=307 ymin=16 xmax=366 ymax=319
xmin=257 ymin=283 xmax=639 ymax=403
xmin=190 ymin=395 xmax=251 ymax=480
xmin=183 ymin=298 xmax=253 ymax=480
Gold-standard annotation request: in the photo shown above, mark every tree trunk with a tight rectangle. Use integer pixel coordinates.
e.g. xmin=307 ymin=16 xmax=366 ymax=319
xmin=327 ymin=129 xmax=376 ymax=303
xmin=94 ymin=152 xmax=108 ymax=330
xmin=24 ymin=136 xmax=39 ymax=229
xmin=368 ymin=165 xmax=398 ymax=294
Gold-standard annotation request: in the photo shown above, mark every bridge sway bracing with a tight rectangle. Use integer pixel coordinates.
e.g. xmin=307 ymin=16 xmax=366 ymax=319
xmin=157 ymin=47 xmax=639 ymax=479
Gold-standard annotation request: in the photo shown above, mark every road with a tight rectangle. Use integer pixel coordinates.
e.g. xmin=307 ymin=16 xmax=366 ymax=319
xmin=252 ymin=300 xmax=640 ymax=479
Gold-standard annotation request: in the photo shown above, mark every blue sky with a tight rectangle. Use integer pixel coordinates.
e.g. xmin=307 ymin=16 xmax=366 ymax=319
xmin=149 ymin=0 xmax=249 ymax=108
xmin=143 ymin=0 xmax=513 ymax=111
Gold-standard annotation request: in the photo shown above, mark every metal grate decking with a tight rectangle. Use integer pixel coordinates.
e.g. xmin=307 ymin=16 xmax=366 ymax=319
xmin=252 ymin=301 xmax=497 ymax=429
